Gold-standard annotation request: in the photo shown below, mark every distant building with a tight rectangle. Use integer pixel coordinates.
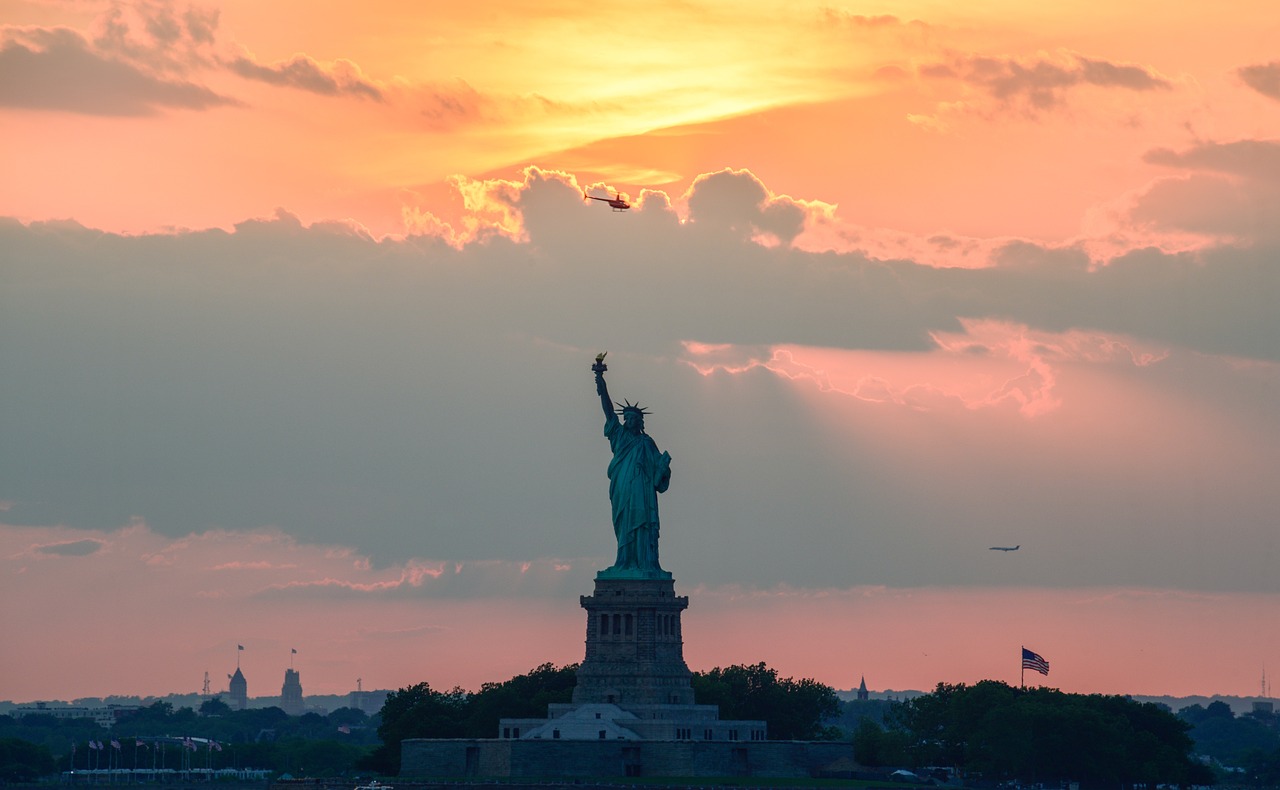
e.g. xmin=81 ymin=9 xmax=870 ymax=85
xmin=228 ymin=668 xmax=248 ymax=710
xmin=857 ymin=676 xmax=869 ymax=701
xmin=281 ymin=668 xmax=304 ymax=716
xmin=14 ymin=702 xmax=139 ymax=727
xmin=349 ymin=689 xmax=390 ymax=715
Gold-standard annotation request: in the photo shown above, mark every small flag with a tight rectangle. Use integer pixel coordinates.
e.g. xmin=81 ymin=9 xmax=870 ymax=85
xmin=212 ymin=742 xmax=222 ymax=751
xmin=111 ymin=739 xmax=121 ymax=750
xmin=337 ymin=725 xmax=351 ymax=734
xmin=291 ymin=648 xmax=297 ymax=654
xmin=137 ymin=740 xmax=148 ymax=748
xmin=88 ymin=741 xmax=97 ymax=751
xmin=238 ymin=644 xmax=244 ymax=650
xmin=96 ymin=741 xmax=104 ymax=750
xmin=1022 ymin=647 xmax=1050 ymax=676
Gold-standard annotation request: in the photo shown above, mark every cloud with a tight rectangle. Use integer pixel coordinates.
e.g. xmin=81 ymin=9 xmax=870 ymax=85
xmin=0 ymin=26 xmax=236 ymax=115
xmin=684 ymin=168 xmax=815 ymax=246
xmin=4 ymin=519 xmax=1277 ymax=700
xmin=257 ymin=558 xmax=586 ymax=600
xmin=820 ymin=11 xmax=909 ymax=29
xmin=1 ymin=3 xmax=392 ymax=114
xmin=33 ymin=539 xmax=106 ymax=557
xmin=91 ymin=0 xmax=220 ymax=73
xmin=921 ymin=50 xmax=1171 ymax=114
xmin=681 ymin=319 xmax=1170 ymax=418
xmin=227 ymin=52 xmax=383 ymax=101
xmin=1238 ymin=61 xmax=1280 ymax=101
xmin=1093 ymin=139 xmax=1280 ymax=244
xmin=1144 ymin=138 xmax=1280 ymax=181
xmin=2 ymin=168 xmax=1279 ymax=598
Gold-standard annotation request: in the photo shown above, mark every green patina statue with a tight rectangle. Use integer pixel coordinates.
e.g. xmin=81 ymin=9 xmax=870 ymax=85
xmin=592 ymin=353 xmax=672 ymax=579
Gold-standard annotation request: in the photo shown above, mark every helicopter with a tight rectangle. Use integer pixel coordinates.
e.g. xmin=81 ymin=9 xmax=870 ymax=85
xmin=584 ymin=189 xmax=630 ymax=212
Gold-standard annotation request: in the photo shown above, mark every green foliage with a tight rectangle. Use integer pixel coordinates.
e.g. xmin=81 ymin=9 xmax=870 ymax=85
xmin=462 ymin=662 xmax=578 ymax=738
xmin=851 ymin=718 xmax=909 ymax=767
xmin=692 ymin=662 xmax=841 ymax=740
xmin=362 ymin=681 xmax=469 ymax=775
xmin=362 ymin=663 xmax=579 ymax=773
xmin=0 ymin=700 xmax=380 ymax=777
xmin=1239 ymin=744 xmax=1280 ymax=786
xmin=829 ymin=697 xmax=897 ymax=733
xmin=199 ymin=696 xmax=232 ymax=717
xmin=0 ymin=713 xmax=107 ymax=766
xmin=1179 ymin=702 xmax=1280 ymax=766
xmin=887 ymin=681 xmax=1210 ymax=788
xmin=0 ymin=737 xmax=57 ymax=782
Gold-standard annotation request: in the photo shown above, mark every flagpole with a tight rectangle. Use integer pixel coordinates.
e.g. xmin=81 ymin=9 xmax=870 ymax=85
xmin=1020 ymin=646 xmax=1025 ymax=689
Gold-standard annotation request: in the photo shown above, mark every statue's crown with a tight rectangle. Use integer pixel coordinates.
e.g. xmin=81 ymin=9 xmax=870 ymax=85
xmin=615 ymin=399 xmax=651 ymax=417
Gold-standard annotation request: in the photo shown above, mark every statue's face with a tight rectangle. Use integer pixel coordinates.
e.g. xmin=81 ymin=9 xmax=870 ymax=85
xmin=624 ymin=412 xmax=645 ymax=432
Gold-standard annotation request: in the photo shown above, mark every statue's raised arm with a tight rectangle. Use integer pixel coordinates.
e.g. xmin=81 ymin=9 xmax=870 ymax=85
xmin=590 ymin=353 xmax=672 ymax=579
xmin=593 ymin=353 xmax=617 ymax=427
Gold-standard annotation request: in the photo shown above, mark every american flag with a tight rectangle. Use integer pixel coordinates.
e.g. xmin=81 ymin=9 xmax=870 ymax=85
xmin=111 ymin=740 xmax=121 ymax=750
xmin=1022 ymin=647 xmax=1050 ymax=675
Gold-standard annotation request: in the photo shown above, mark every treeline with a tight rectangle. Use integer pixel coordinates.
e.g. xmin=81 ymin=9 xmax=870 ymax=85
xmin=365 ymin=662 xmax=579 ymax=773
xmin=1179 ymin=700 xmax=1280 ymax=784
xmin=851 ymin=681 xmax=1216 ymax=788
xmin=8 ymin=663 xmax=871 ymax=782
xmin=0 ymin=698 xmax=378 ymax=777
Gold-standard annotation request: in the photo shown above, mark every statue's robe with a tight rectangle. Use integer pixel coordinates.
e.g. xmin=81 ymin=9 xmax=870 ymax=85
xmin=604 ymin=413 xmax=671 ymax=570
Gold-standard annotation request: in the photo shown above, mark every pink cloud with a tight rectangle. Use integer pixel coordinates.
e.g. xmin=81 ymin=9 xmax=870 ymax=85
xmin=4 ymin=519 xmax=1275 ymax=701
xmin=1079 ymin=139 xmax=1280 ymax=254
xmin=0 ymin=521 xmax=603 ymax=700
xmin=680 ymin=319 xmax=1169 ymax=418
xmin=1238 ymin=61 xmax=1280 ymax=101
xmin=227 ymin=52 xmax=383 ymax=100
xmin=920 ymin=50 xmax=1171 ymax=115
xmin=0 ymin=26 xmax=236 ymax=115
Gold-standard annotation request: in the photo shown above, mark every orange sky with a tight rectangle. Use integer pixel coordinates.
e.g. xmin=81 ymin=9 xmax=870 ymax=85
xmin=3 ymin=0 xmax=1280 ymax=704
xmin=5 ymin=0 xmax=1280 ymax=243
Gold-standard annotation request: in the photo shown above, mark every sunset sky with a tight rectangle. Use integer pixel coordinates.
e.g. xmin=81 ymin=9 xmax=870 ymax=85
xmin=3 ymin=0 xmax=1279 ymax=706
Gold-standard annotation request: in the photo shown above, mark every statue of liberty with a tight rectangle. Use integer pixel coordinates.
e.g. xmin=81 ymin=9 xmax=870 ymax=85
xmin=592 ymin=353 xmax=672 ymax=578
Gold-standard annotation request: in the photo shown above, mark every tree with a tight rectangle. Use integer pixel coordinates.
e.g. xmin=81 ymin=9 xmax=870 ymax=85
xmin=852 ymin=718 xmax=910 ymax=767
xmin=1180 ymin=701 xmax=1279 ymax=766
xmin=328 ymin=707 xmax=369 ymax=728
xmin=692 ymin=662 xmax=840 ymax=740
xmin=461 ymin=663 xmax=577 ymax=738
xmin=889 ymin=681 xmax=1209 ymax=788
xmin=0 ymin=737 xmax=56 ymax=782
xmin=362 ymin=682 xmax=468 ymax=775
xmin=199 ymin=696 xmax=232 ymax=717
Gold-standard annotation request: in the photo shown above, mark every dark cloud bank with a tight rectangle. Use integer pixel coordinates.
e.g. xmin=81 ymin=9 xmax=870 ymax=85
xmin=2 ymin=170 xmax=1278 ymax=593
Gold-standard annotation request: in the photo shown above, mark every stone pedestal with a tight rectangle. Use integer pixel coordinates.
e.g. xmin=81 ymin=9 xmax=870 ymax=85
xmin=572 ymin=575 xmax=695 ymax=707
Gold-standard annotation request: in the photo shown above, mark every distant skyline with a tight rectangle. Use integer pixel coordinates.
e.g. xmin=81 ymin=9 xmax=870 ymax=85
xmin=5 ymin=677 xmax=1272 ymax=716
xmin=3 ymin=0 xmax=1278 ymax=702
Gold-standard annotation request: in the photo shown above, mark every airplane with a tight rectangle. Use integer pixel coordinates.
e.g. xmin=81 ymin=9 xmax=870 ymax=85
xmin=989 ymin=545 xmax=1020 ymax=552
xmin=584 ymin=190 xmax=630 ymax=212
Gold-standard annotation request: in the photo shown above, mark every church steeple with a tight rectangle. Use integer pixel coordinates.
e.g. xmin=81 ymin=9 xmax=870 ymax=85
xmin=857 ymin=675 xmax=869 ymax=701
